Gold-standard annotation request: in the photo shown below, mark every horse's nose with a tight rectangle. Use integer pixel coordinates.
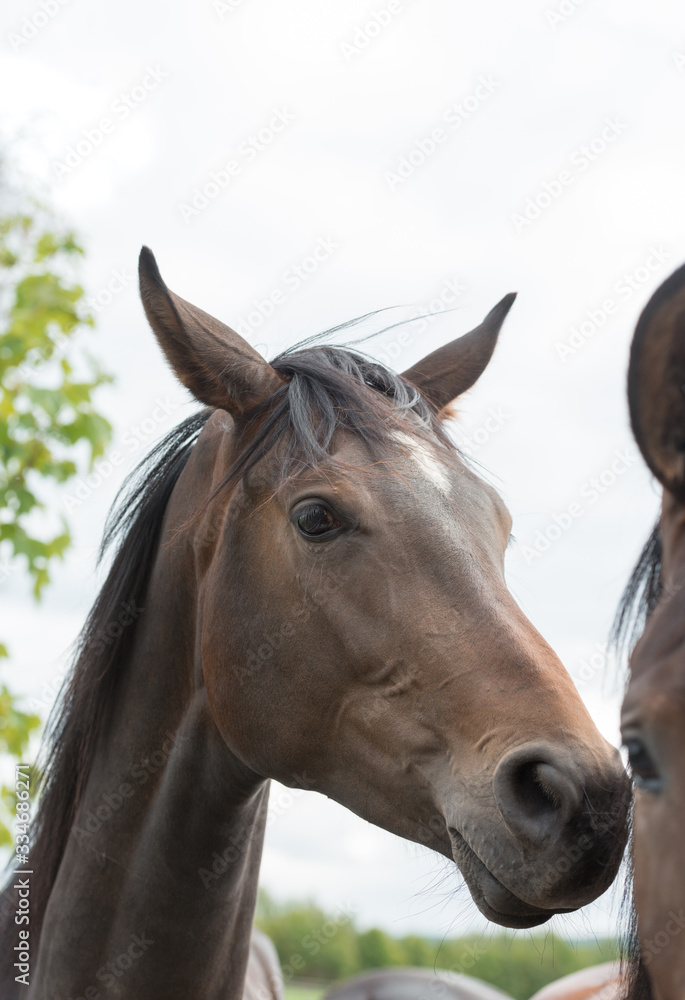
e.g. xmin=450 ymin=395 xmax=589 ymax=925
xmin=493 ymin=743 xmax=585 ymax=844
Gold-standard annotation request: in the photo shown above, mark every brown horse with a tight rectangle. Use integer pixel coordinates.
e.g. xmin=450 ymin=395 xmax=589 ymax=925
xmin=618 ymin=261 xmax=685 ymax=1000
xmin=1 ymin=249 xmax=630 ymax=998
xmin=323 ymin=966 xmax=512 ymax=999
xmin=244 ymin=929 xmax=282 ymax=999
xmin=323 ymin=962 xmax=623 ymax=1000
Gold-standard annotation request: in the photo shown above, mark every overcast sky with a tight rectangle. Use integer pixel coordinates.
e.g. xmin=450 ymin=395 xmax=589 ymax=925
xmin=2 ymin=0 xmax=684 ymax=945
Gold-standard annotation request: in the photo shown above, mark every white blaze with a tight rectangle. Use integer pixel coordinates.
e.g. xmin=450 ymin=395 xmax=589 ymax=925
xmin=393 ymin=432 xmax=451 ymax=495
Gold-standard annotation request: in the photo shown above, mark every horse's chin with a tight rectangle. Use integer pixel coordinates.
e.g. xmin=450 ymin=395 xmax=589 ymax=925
xmin=448 ymin=828 xmax=575 ymax=930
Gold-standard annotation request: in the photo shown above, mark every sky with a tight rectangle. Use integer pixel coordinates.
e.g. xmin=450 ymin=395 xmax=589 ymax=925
xmin=1 ymin=0 xmax=684 ymax=945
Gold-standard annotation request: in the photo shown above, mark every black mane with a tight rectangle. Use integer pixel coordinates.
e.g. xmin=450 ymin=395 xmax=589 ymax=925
xmin=612 ymin=524 xmax=662 ymax=655
xmin=214 ymin=341 xmax=455 ymax=496
xmin=0 ymin=338 xmax=456 ymax=968
xmin=0 ymin=408 xmax=212 ymax=971
xmin=612 ymin=526 xmax=663 ymax=1000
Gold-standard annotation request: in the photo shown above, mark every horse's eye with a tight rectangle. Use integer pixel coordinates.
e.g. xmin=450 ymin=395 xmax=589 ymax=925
xmin=624 ymin=736 xmax=663 ymax=793
xmin=296 ymin=504 xmax=341 ymax=538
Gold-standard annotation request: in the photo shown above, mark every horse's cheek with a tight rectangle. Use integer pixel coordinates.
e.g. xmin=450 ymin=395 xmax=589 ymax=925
xmin=633 ymin=790 xmax=685 ymax=995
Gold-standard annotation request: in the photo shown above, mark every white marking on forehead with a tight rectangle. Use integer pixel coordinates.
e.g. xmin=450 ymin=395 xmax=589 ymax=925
xmin=393 ymin=432 xmax=451 ymax=495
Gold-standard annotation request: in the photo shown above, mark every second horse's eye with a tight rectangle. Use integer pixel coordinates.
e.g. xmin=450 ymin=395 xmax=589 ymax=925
xmin=296 ymin=504 xmax=341 ymax=538
xmin=624 ymin=736 xmax=663 ymax=793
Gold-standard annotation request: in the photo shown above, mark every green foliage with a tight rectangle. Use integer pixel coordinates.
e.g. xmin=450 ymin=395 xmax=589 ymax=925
xmin=0 ymin=675 xmax=40 ymax=848
xmin=0 ymin=199 xmax=113 ymax=845
xmin=357 ymin=927 xmax=404 ymax=969
xmin=256 ymin=890 xmax=619 ymax=999
xmin=257 ymin=893 xmax=359 ymax=982
xmin=0 ymin=212 xmax=112 ymax=597
xmin=432 ymin=933 xmax=619 ymax=999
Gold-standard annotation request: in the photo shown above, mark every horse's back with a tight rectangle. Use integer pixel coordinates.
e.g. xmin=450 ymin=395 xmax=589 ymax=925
xmin=243 ymin=928 xmax=283 ymax=1000
xmin=323 ymin=967 xmax=512 ymax=1000
xmin=323 ymin=963 xmax=623 ymax=1000
xmin=528 ymin=962 xmax=622 ymax=1000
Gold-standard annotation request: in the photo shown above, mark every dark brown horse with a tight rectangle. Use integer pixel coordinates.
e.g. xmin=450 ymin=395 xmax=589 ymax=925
xmin=323 ymin=966 xmax=512 ymax=999
xmin=1 ymin=249 xmax=630 ymax=998
xmin=617 ymin=261 xmax=685 ymax=1000
xmin=323 ymin=962 xmax=623 ymax=1000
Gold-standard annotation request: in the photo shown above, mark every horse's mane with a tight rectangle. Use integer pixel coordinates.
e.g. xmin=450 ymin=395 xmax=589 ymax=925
xmin=612 ymin=524 xmax=662 ymax=655
xmin=0 ymin=337 xmax=455 ymax=971
xmin=0 ymin=407 xmax=212 ymax=973
xmin=612 ymin=525 xmax=663 ymax=1000
xmin=210 ymin=340 xmax=455 ymax=498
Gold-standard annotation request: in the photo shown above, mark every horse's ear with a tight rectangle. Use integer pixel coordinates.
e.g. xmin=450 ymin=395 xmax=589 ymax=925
xmin=138 ymin=247 xmax=285 ymax=417
xmin=629 ymin=262 xmax=685 ymax=503
xmin=401 ymin=293 xmax=517 ymax=412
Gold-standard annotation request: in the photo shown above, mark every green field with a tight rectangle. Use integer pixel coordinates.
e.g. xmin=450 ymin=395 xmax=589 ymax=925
xmin=258 ymin=891 xmax=620 ymax=1000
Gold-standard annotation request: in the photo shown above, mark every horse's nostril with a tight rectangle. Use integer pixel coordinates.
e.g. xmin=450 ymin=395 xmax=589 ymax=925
xmin=493 ymin=744 xmax=584 ymax=843
xmin=511 ymin=761 xmax=562 ymax=819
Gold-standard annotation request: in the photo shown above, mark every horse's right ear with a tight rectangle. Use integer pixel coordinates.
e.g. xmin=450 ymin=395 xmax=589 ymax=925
xmin=138 ymin=247 xmax=285 ymax=418
xmin=629 ymin=262 xmax=685 ymax=503
xmin=401 ymin=293 xmax=516 ymax=412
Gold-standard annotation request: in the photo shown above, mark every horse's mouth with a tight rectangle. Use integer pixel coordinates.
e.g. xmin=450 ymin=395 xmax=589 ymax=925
xmin=447 ymin=828 xmax=575 ymax=930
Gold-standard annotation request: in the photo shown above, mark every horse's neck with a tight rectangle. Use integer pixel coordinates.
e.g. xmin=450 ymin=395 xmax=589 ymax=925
xmin=32 ymin=454 xmax=269 ymax=1000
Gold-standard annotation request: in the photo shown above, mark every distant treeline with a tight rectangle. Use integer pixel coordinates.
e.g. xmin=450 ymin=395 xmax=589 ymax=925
xmin=255 ymin=892 xmax=620 ymax=1000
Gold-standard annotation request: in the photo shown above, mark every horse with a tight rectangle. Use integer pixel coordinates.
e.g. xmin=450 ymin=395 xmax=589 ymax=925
xmin=616 ymin=260 xmax=685 ymax=1000
xmin=323 ymin=966 xmax=512 ymax=999
xmin=322 ymin=962 xmax=623 ymax=1000
xmin=0 ymin=247 xmax=630 ymax=998
xmin=244 ymin=929 xmax=283 ymax=999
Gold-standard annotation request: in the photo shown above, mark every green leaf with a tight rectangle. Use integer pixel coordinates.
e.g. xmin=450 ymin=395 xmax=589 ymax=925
xmin=0 ymin=182 xmax=113 ymax=845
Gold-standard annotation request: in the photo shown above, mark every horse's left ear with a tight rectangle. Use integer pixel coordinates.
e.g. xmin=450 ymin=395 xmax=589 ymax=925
xmin=139 ymin=246 xmax=285 ymax=418
xmin=629 ymin=262 xmax=685 ymax=503
xmin=401 ymin=293 xmax=517 ymax=412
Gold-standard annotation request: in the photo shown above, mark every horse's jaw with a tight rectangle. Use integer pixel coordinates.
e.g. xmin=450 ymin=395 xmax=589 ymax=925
xmin=447 ymin=827 xmax=573 ymax=929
